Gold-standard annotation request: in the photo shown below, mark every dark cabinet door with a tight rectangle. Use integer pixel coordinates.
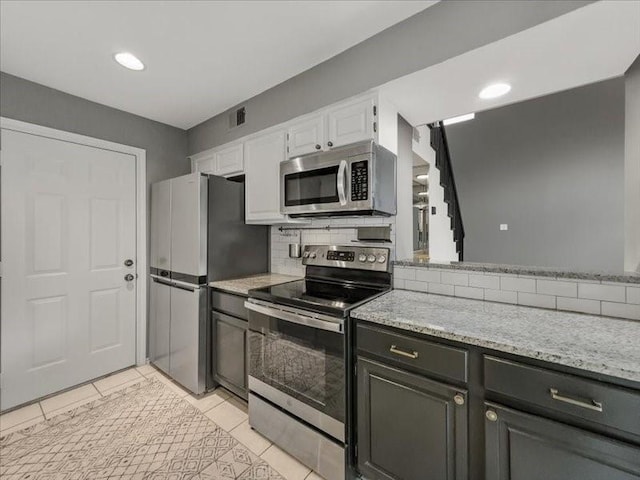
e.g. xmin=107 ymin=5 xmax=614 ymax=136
xmin=485 ymin=402 xmax=640 ymax=480
xmin=212 ymin=310 xmax=247 ymax=399
xmin=357 ymin=357 xmax=468 ymax=480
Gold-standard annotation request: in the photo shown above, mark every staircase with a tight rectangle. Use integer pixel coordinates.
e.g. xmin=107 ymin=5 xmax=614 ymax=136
xmin=430 ymin=123 xmax=465 ymax=260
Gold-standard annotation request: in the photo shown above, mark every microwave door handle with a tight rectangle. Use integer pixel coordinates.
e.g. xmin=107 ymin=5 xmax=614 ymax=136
xmin=337 ymin=160 xmax=348 ymax=205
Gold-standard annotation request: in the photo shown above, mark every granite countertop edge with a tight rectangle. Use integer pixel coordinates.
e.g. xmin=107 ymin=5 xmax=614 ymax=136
xmin=351 ymin=291 xmax=640 ymax=385
xmin=393 ymin=260 xmax=640 ymax=284
xmin=208 ymin=273 xmax=302 ymax=296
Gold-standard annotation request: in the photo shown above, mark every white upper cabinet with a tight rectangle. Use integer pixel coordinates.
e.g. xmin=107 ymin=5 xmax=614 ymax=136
xmin=286 ymin=95 xmax=377 ymax=158
xmin=191 ymin=151 xmax=215 ymax=174
xmin=190 ymin=142 xmax=244 ymax=177
xmin=214 ymin=142 xmax=244 ymax=176
xmin=287 ymin=114 xmax=324 ymax=158
xmin=326 ymin=96 xmax=376 ymax=150
xmin=245 ymin=129 xmax=287 ymax=224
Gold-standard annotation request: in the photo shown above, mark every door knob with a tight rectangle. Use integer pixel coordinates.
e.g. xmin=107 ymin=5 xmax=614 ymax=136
xmin=124 ymin=274 xmax=135 ymax=282
xmin=124 ymin=259 xmax=134 ymax=267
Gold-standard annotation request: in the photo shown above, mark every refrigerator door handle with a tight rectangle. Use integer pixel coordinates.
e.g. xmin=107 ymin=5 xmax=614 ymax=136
xmin=171 ymin=279 xmax=200 ymax=291
xmin=151 ymin=275 xmax=173 ymax=287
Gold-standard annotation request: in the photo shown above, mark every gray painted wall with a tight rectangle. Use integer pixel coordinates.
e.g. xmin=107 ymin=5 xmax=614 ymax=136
xmin=187 ymin=0 xmax=592 ymax=155
xmin=625 ymin=55 xmax=640 ymax=272
xmin=445 ymin=78 xmax=625 ymax=272
xmin=0 ymin=72 xmax=189 ymax=189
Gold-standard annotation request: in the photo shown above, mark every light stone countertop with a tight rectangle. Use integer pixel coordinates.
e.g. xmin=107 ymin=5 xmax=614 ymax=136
xmin=351 ymin=289 xmax=640 ymax=384
xmin=208 ymin=273 xmax=301 ymax=296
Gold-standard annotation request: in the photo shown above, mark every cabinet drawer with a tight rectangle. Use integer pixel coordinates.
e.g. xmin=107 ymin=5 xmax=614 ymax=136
xmin=357 ymin=324 xmax=468 ymax=383
xmin=484 ymin=356 xmax=640 ymax=437
xmin=210 ymin=290 xmax=247 ymax=320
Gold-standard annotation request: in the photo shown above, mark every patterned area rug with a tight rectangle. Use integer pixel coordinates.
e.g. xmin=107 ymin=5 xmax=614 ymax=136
xmin=0 ymin=379 xmax=284 ymax=480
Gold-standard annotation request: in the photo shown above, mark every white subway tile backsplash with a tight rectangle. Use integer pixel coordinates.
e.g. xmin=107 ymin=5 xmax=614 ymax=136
xmin=556 ymin=297 xmax=601 ymax=315
xmin=415 ymin=269 xmax=441 ymax=283
xmin=484 ymin=289 xmax=518 ymax=304
xmin=536 ymin=279 xmax=578 ymax=298
xmin=518 ymin=292 xmax=556 ymax=309
xmin=501 ymin=276 xmax=536 ymax=293
xmin=391 ymin=264 xmax=638 ymax=321
xmin=441 ymin=272 xmax=469 ymax=286
xmin=601 ymin=302 xmax=640 ymax=321
xmin=405 ymin=280 xmax=428 ymax=292
xmin=578 ymin=283 xmax=626 ymax=303
xmin=394 ymin=268 xmax=416 ymax=280
xmin=627 ymin=286 xmax=640 ymax=305
xmin=454 ymin=286 xmax=484 ymax=300
xmin=393 ymin=278 xmax=405 ymax=289
xmin=469 ymin=274 xmax=500 ymax=290
xmin=428 ymin=283 xmax=455 ymax=296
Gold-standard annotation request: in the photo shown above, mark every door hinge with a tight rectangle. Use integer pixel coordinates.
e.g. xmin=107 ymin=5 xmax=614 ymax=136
xmin=373 ymin=122 xmax=377 ymax=133
xmin=373 ymin=105 xmax=377 ymax=116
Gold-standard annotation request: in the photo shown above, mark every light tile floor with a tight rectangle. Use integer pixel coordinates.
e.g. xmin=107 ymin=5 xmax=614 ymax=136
xmin=0 ymin=364 xmax=324 ymax=480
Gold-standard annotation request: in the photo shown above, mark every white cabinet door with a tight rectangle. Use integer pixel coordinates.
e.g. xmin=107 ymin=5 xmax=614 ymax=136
xmin=326 ymin=97 xmax=376 ymax=149
xmin=245 ymin=130 xmax=287 ymax=223
xmin=214 ymin=143 xmax=244 ymax=176
xmin=287 ymin=114 xmax=324 ymax=158
xmin=192 ymin=152 xmax=215 ymax=174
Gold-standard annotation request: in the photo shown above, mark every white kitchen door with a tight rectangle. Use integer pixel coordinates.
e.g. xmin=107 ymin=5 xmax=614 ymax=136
xmin=1 ymin=128 xmax=137 ymax=410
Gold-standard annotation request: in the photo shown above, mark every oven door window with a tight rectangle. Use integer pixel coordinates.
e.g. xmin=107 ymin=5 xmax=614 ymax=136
xmin=284 ymin=165 xmax=340 ymax=206
xmin=248 ymin=312 xmax=344 ymax=423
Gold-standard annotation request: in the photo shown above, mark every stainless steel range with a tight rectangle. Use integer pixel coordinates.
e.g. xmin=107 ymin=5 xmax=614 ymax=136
xmin=245 ymin=245 xmax=391 ymax=480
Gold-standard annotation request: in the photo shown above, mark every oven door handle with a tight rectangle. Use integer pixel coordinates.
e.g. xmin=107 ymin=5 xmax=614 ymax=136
xmin=337 ymin=159 xmax=348 ymax=206
xmin=245 ymin=301 xmax=344 ymax=334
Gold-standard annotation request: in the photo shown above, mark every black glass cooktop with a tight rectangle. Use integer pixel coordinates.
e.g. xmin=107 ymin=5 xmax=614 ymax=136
xmin=249 ymin=278 xmax=389 ymax=317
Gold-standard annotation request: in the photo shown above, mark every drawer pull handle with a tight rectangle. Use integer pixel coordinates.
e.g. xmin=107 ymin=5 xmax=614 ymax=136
xmin=549 ymin=388 xmax=603 ymax=413
xmin=389 ymin=345 xmax=419 ymax=359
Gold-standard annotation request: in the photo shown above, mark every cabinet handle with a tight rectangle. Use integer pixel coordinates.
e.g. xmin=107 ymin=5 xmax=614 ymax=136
xmin=389 ymin=345 xmax=419 ymax=359
xmin=327 ymin=141 xmax=334 ymax=147
xmin=549 ymin=388 xmax=603 ymax=412
xmin=315 ymin=144 xmax=321 ymax=150
xmin=486 ymin=410 xmax=498 ymax=422
xmin=453 ymin=394 xmax=465 ymax=406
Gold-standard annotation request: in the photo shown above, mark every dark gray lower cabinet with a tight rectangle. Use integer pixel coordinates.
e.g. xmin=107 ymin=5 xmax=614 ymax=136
xmin=485 ymin=402 xmax=640 ymax=480
xmin=212 ymin=310 xmax=247 ymax=399
xmin=357 ymin=357 xmax=468 ymax=480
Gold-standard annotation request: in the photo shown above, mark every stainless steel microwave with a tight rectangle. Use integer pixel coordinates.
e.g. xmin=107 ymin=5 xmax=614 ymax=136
xmin=280 ymin=140 xmax=396 ymax=217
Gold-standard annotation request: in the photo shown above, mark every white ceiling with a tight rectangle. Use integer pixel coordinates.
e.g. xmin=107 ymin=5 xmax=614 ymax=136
xmin=0 ymin=1 xmax=435 ymax=129
xmin=381 ymin=0 xmax=640 ymax=127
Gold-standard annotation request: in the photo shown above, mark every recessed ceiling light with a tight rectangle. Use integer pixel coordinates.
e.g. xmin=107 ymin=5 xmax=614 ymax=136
xmin=114 ymin=52 xmax=145 ymax=71
xmin=418 ymin=191 xmax=429 ymax=196
xmin=416 ymin=174 xmax=429 ymax=180
xmin=479 ymin=83 xmax=511 ymax=99
xmin=443 ymin=113 xmax=475 ymax=126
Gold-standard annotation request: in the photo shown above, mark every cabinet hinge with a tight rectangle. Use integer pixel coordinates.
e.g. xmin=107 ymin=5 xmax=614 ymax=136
xmin=373 ymin=105 xmax=377 ymax=116
xmin=373 ymin=122 xmax=377 ymax=133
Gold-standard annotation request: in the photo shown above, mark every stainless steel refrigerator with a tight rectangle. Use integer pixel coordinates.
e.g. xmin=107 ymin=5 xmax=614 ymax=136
xmin=149 ymin=173 xmax=268 ymax=394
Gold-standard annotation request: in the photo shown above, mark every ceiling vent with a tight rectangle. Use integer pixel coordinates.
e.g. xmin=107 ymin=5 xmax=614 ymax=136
xmin=229 ymin=106 xmax=246 ymax=129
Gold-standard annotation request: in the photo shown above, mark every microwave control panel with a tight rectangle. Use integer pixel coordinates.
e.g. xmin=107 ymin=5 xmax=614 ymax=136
xmin=351 ymin=160 xmax=369 ymax=201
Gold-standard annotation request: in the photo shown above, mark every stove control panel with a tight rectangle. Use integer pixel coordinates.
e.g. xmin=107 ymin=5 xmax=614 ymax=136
xmin=302 ymin=245 xmax=390 ymax=272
